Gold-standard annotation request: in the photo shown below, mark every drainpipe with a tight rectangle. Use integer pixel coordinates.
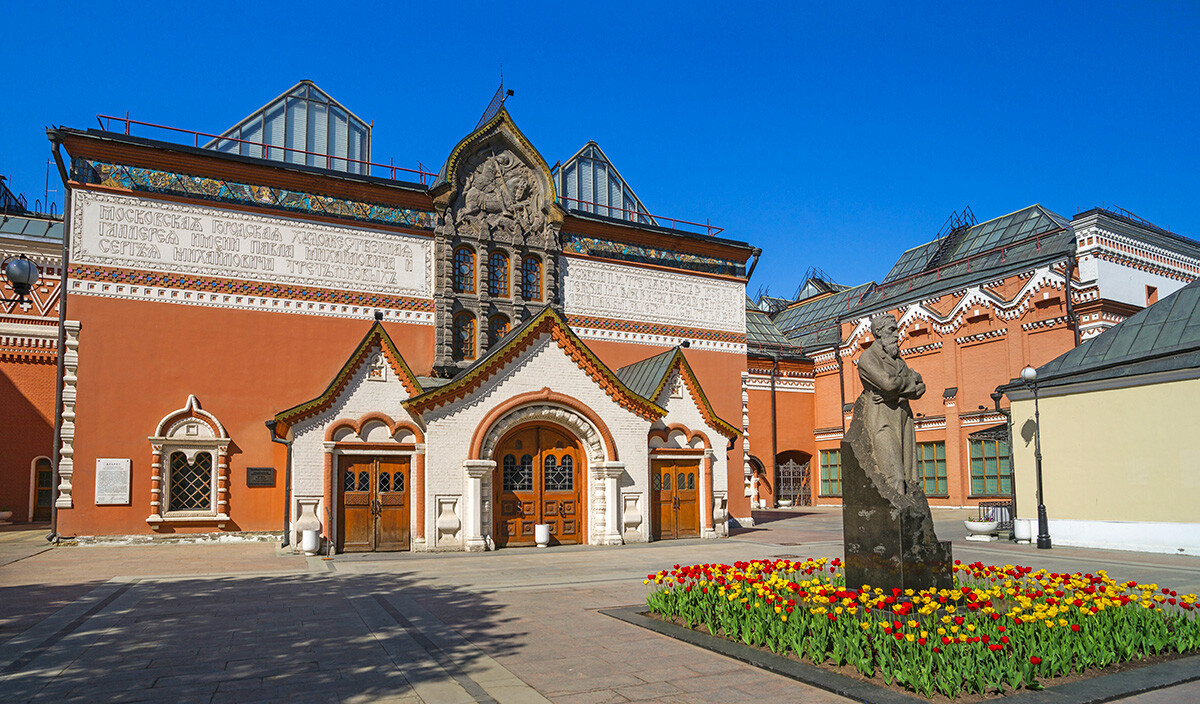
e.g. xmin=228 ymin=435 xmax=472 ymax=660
xmin=265 ymin=420 xmax=292 ymax=548
xmin=836 ymin=347 xmax=847 ymax=434
xmin=744 ymin=247 xmax=763 ymax=280
xmin=46 ymin=133 xmax=72 ymax=544
xmin=769 ymin=353 xmax=778 ymax=509
xmin=1063 ymin=255 xmax=1079 ymax=347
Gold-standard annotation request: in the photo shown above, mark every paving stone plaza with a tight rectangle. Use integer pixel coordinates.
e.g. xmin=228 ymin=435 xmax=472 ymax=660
xmin=2 ymin=508 xmax=1197 ymax=703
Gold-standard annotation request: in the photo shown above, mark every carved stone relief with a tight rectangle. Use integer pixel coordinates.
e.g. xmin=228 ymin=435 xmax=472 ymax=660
xmin=453 ymin=147 xmax=548 ymax=246
xmin=432 ymin=131 xmax=563 ymax=377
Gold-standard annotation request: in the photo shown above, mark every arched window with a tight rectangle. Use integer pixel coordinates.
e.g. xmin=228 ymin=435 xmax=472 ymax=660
xmin=453 ymin=312 xmax=476 ymax=361
xmin=488 ymin=251 xmax=509 ymax=297
xmin=453 ymin=246 xmax=475 ymax=293
xmin=521 ymin=255 xmax=542 ymax=301
xmin=488 ymin=314 xmax=510 ymax=351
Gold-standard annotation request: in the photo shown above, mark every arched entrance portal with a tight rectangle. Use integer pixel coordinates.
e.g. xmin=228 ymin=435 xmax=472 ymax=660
xmin=494 ymin=424 xmax=583 ymax=547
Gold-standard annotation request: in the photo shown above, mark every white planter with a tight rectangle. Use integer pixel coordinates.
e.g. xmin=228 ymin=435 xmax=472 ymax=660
xmin=0 ymin=510 xmax=12 ymax=524
xmin=778 ymin=499 xmax=793 ymax=507
xmin=1013 ymin=518 xmax=1034 ymax=544
xmin=301 ymin=529 xmax=321 ymax=555
xmin=964 ymin=519 xmax=999 ymax=542
xmin=534 ymin=524 xmax=550 ymax=548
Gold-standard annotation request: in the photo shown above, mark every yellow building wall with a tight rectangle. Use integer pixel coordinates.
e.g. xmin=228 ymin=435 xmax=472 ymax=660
xmin=1010 ymin=377 xmax=1200 ymax=524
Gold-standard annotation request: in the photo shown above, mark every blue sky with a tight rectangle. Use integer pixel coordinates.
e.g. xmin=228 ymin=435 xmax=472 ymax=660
xmin=3 ymin=2 xmax=1198 ymax=296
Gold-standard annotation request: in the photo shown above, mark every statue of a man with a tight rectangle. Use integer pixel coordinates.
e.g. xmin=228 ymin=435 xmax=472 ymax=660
xmin=856 ymin=314 xmax=926 ymax=494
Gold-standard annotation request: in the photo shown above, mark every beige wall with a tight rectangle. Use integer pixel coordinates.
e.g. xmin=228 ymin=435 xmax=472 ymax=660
xmin=1009 ymin=377 xmax=1200 ymax=524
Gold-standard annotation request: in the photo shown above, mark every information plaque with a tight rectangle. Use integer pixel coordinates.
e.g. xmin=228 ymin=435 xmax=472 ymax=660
xmin=95 ymin=458 xmax=131 ymax=505
xmin=246 ymin=466 xmax=276 ymax=487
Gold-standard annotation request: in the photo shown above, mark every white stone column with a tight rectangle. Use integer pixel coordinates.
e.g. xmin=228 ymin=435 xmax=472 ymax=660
xmin=56 ymin=320 xmax=81 ymax=509
xmin=596 ymin=461 xmax=625 ymax=546
xmin=463 ymin=459 xmax=495 ymax=552
xmin=702 ymin=449 xmax=717 ymax=539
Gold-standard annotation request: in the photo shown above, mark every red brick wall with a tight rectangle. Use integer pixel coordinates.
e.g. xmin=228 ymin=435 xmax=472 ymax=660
xmin=0 ymin=357 xmax=57 ymax=521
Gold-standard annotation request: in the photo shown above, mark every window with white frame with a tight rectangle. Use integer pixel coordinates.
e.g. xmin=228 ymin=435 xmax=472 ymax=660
xmin=147 ymin=396 xmax=231 ymax=525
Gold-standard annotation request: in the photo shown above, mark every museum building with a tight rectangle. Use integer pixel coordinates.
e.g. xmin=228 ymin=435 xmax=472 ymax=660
xmin=15 ymin=82 xmax=753 ymax=549
xmin=743 ymin=205 xmax=1200 ymax=514
xmin=5 ymin=80 xmax=1200 ymax=553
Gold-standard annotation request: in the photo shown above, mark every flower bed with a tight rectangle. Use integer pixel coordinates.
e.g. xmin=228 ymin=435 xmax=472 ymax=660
xmin=645 ymin=558 xmax=1200 ymax=698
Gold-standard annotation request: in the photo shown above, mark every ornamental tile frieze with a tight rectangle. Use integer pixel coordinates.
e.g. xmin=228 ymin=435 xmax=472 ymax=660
xmin=85 ymin=161 xmax=437 ymax=232
xmin=561 ymin=232 xmax=745 ymax=278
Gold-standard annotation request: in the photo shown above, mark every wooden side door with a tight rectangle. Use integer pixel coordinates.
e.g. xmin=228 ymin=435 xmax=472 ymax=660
xmin=673 ymin=463 xmax=700 ymax=539
xmin=651 ymin=459 xmax=700 ymax=540
xmin=33 ymin=459 xmax=53 ymax=522
xmin=540 ymin=426 xmax=581 ymax=546
xmin=375 ymin=457 xmax=411 ymax=552
xmin=497 ymin=426 xmax=539 ymax=547
xmin=651 ymin=460 xmax=675 ymax=540
xmin=339 ymin=455 xmax=375 ymax=552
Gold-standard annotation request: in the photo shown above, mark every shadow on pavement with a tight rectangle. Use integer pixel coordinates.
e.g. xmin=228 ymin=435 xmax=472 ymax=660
xmin=2 ymin=571 xmax=524 ymax=704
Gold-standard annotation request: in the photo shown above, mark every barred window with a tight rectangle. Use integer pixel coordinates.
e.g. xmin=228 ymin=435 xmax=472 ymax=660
xmin=453 ymin=312 xmax=476 ymax=361
xmin=970 ymin=440 xmax=1011 ymax=496
xmin=167 ymin=451 xmax=213 ymax=512
xmin=521 ymin=255 xmax=542 ymax=301
xmin=819 ymin=449 xmax=842 ymax=497
xmin=917 ymin=442 xmax=947 ymax=495
xmin=453 ymin=246 xmax=475 ymax=293
xmin=488 ymin=251 xmax=510 ymax=297
xmin=488 ymin=314 xmax=510 ymax=351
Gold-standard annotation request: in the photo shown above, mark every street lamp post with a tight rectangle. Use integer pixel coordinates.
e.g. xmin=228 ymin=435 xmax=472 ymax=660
xmin=1021 ymin=365 xmax=1052 ymax=549
xmin=2 ymin=254 xmax=41 ymax=304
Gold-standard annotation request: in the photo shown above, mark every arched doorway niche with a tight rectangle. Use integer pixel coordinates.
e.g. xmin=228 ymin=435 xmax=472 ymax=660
xmin=469 ymin=401 xmax=624 ymax=549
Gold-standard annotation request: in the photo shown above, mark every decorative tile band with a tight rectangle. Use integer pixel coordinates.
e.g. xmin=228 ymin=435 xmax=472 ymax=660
xmin=567 ymin=313 xmax=746 ymax=344
xmin=83 ymin=161 xmax=437 ymax=232
xmin=70 ymin=265 xmax=434 ymax=322
xmin=562 ymin=232 xmax=745 ymax=277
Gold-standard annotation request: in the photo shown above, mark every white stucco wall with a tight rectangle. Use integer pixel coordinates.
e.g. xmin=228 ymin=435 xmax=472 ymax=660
xmin=289 ymin=342 xmax=422 ymax=544
xmin=421 ymin=331 xmax=654 ymax=547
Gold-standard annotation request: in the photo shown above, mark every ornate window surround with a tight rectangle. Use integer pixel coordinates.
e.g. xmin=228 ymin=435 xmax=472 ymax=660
xmin=522 ymin=254 xmax=543 ymax=302
xmin=488 ymin=250 xmax=510 ymax=297
xmin=487 ymin=313 xmax=510 ymax=351
xmin=453 ymin=245 xmax=476 ymax=294
xmin=453 ymin=311 xmax=477 ymax=361
xmin=147 ymin=395 xmax=231 ymax=527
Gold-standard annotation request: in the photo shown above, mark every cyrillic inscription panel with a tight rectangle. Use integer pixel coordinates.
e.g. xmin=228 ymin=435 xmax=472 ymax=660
xmin=562 ymin=257 xmax=745 ymax=333
xmin=73 ymin=190 xmax=431 ymax=298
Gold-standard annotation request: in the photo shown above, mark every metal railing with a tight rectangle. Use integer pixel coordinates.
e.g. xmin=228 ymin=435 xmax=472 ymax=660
xmin=93 ymin=114 xmax=725 ymax=236
xmin=95 ymin=113 xmax=438 ymax=185
xmin=1087 ymin=204 xmax=1176 ymax=236
xmin=557 ymin=195 xmax=724 ymax=237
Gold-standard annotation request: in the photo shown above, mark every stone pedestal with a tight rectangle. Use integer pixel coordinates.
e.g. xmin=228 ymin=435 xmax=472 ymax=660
xmin=841 ymin=404 xmax=952 ymax=593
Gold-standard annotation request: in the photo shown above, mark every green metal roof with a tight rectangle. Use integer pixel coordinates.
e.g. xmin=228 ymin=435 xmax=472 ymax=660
xmin=615 ymin=348 xmax=678 ymax=400
xmin=0 ymin=214 xmax=63 ymax=240
xmin=853 ymin=205 xmax=1074 ymax=316
xmin=772 ymin=282 xmax=875 ymax=351
xmin=1006 ymin=277 xmax=1200 ymax=390
xmin=746 ymin=309 xmax=792 ymax=345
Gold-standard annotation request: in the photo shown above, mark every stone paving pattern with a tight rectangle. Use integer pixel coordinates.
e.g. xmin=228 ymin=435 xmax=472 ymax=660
xmin=1 ymin=509 xmax=1198 ymax=703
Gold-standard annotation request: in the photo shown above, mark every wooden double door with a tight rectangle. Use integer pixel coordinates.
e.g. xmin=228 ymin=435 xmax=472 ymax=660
xmin=651 ymin=459 xmax=700 ymax=540
xmin=495 ymin=425 xmax=582 ymax=547
xmin=338 ymin=455 xmax=411 ymax=552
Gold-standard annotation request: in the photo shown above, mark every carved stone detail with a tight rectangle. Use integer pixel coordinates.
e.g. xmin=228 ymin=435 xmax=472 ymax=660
xmin=55 ymin=320 xmax=81 ymax=509
xmin=432 ymin=129 xmax=563 ymax=376
xmin=454 ymin=147 xmax=548 ymax=245
xmin=480 ymin=404 xmax=605 ymax=465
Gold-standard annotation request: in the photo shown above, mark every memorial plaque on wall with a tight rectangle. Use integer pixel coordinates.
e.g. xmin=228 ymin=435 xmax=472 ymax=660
xmin=246 ymin=467 xmax=276 ymax=487
xmin=95 ymin=458 xmax=131 ymax=505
